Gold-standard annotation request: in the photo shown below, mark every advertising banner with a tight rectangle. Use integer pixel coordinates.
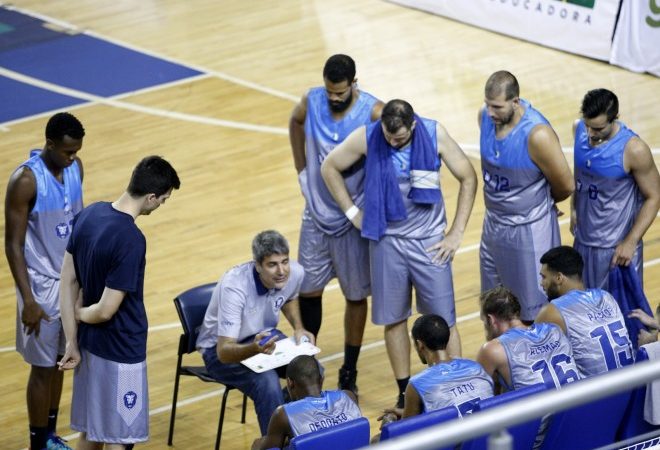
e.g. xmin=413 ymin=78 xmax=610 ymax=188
xmin=610 ymin=0 xmax=660 ymax=76
xmin=386 ymin=0 xmax=620 ymax=61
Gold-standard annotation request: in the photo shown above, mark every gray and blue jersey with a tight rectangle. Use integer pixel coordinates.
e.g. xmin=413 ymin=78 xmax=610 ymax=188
xmin=22 ymin=153 xmax=83 ymax=280
xmin=573 ymin=120 xmax=640 ymax=248
xmin=498 ymin=323 xmax=580 ymax=391
xmin=365 ymin=118 xmax=447 ymax=239
xmin=552 ymin=289 xmax=633 ymax=377
xmin=480 ymin=99 xmax=554 ymax=226
xmin=409 ymin=359 xmax=494 ymax=416
xmin=299 ymin=87 xmax=379 ymax=236
xmin=283 ymin=390 xmax=361 ymax=437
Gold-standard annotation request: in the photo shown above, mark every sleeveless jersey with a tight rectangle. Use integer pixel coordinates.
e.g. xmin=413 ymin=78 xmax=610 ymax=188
xmin=409 ymin=358 xmax=494 ymax=416
xmin=480 ymin=99 xmax=555 ymax=226
xmin=365 ymin=118 xmax=447 ymax=239
xmin=573 ymin=120 xmax=641 ymax=247
xmin=553 ymin=288 xmax=633 ymax=377
xmin=300 ymin=87 xmax=379 ymax=236
xmin=498 ymin=323 xmax=580 ymax=391
xmin=21 ymin=153 xmax=83 ymax=279
xmin=283 ymin=390 xmax=362 ymax=437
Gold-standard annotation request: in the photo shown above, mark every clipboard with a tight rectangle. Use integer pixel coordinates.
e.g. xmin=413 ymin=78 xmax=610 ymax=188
xmin=241 ymin=337 xmax=321 ymax=373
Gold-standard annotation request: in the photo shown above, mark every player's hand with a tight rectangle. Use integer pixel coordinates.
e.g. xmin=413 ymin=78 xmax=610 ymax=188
xmin=350 ymin=210 xmax=363 ymax=231
xmin=629 ymin=309 xmax=659 ymax=330
xmin=294 ymin=328 xmax=315 ymax=345
xmin=638 ymin=329 xmax=659 ymax=346
xmin=611 ymin=238 xmax=636 ymax=267
xmin=426 ymin=230 xmax=462 ymax=264
xmin=21 ymin=301 xmax=50 ymax=337
xmin=254 ymin=332 xmax=277 ymax=355
xmin=58 ymin=342 xmax=81 ymax=371
xmin=377 ymin=408 xmax=402 ymax=429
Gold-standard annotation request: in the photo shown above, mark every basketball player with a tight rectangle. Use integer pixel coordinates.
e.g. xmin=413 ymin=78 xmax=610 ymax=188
xmin=322 ymin=99 xmax=477 ymax=409
xmin=374 ymin=314 xmax=493 ymax=442
xmin=290 ymin=54 xmax=383 ymax=394
xmin=251 ymin=355 xmax=361 ymax=450
xmin=5 ymin=112 xmax=84 ymax=450
xmin=571 ymin=88 xmax=660 ymax=289
xmin=477 ymin=286 xmax=580 ymax=393
xmin=479 ymin=70 xmax=574 ymax=323
xmin=536 ymin=246 xmax=633 ymax=377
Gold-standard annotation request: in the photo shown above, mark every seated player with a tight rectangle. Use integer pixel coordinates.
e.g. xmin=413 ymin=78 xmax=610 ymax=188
xmin=251 ymin=355 xmax=361 ymax=450
xmin=477 ymin=286 xmax=581 ymax=393
xmin=373 ymin=314 xmax=493 ymax=442
xmin=536 ymin=246 xmax=634 ymax=377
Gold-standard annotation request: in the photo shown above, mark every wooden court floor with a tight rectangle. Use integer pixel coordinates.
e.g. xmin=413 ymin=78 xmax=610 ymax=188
xmin=0 ymin=1 xmax=659 ymax=448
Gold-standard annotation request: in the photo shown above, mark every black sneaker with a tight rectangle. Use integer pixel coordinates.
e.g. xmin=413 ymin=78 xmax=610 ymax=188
xmin=396 ymin=392 xmax=405 ymax=409
xmin=338 ymin=366 xmax=359 ymax=396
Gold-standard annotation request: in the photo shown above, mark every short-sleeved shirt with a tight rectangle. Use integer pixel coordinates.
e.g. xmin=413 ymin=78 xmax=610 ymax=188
xmin=67 ymin=202 xmax=147 ymax=364
xmin=196 ymin=260 xmax=305 ymax=348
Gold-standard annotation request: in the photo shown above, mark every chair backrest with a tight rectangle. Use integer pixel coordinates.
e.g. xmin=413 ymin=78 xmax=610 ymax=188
xmin=617 ymin=345 xmax=660 ymax=440
xmin=173 ymin=282 xmax=217 ymax=354
xmin=461 ymin=383 xmax=548 ymax=450
xmin=380 ymin=405 xmax=460 ymax=441
xmin=540 ymin=380 xmax=632 ymax=450
xmin=289 ymin=417 xmax=370 ymax=450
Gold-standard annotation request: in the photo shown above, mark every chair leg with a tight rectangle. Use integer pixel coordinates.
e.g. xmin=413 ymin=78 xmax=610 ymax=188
xmin=241 ymin=393 xmax=247 ymax=424
xmin=215 ymin=387 xmax=231 ymax=450
xmin=167 ymin=363 xmax=183 ymax=446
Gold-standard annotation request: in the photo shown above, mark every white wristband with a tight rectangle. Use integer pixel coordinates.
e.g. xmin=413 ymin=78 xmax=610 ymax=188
xmin=344 ymin=205 xmax=360 ymax=221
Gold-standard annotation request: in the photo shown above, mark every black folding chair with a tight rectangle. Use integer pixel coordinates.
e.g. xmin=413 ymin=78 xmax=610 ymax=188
xmin=167 ymin=282 xmax=248 ymax=449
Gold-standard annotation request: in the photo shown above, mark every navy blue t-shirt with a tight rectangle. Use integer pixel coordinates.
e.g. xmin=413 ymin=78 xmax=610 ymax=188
xmin=67 ymin=201 xmax=147 ymax=363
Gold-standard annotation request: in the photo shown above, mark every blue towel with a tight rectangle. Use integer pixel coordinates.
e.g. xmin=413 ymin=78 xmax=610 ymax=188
xmin=362 ymin=115 xmax=440 ymax=241
xmin=608 ymin=265 xmax=654 ymax=350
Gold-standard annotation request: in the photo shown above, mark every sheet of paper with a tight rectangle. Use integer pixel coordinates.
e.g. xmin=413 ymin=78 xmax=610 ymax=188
xmin=241 ymin=337 xmax=321 ymax=373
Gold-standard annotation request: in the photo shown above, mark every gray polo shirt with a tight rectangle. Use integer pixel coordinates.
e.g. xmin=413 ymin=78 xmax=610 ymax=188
xmin=196 ymin=260 xmax=304 ymax=349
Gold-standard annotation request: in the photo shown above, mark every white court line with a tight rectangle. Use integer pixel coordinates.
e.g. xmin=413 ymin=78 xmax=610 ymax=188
xmin=0 ymin=67 xmax=288 ymax=135
xmin=0 ymin=72 xmax=213 ymax=130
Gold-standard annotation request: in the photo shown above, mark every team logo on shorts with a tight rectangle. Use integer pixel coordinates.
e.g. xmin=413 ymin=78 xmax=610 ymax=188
xmin=123 ymin=391 xmax=138 ymax=409
xmin=55 ymin=222 xmax=70 ymax=239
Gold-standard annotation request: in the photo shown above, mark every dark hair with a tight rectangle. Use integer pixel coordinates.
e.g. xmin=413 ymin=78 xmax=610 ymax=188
xmin=286 ymin=355 xmax=322 ymax=386
xmin=252 ymin=230 xmax=289 ymax=263
xmin=381 ymin=99 xmax=415 ymax=134
xmin=540 ymin=246 xmax=584 ymax=279
xmin=480 ymin=286 xmax=521 ymax=322
xmin=581 ymin=88 xmax=619 ymax=122
xmin=411 ymin=314 xmax=450 ymax=351
xmin=45 ymin=112 xmax=85 ymax=141
xmin=323 ymin=54 xmax=356 ymax=84
xmin=127 ymin=155 xmax=180 ymax=197
xmin=485 ymin=70 xmax=520 ymax=101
